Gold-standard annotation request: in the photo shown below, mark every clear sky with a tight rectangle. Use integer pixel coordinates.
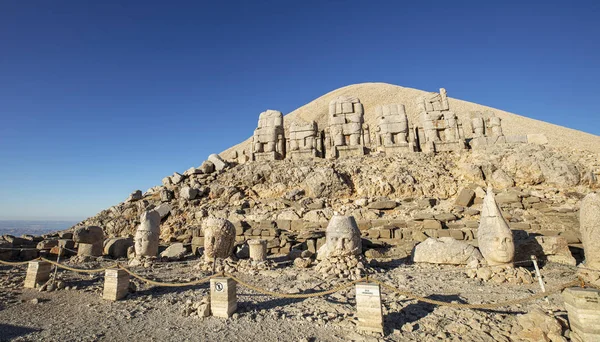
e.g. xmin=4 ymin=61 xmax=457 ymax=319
xmin=0 ymin=0 xmax=598 ymax=221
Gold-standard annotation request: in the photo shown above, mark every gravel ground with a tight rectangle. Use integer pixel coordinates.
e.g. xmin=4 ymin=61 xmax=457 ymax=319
xmin=0 ymin=255 xmax=581 ymax=342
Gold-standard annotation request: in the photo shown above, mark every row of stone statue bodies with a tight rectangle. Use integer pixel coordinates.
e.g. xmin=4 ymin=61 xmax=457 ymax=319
xmin=133 ymin=187 xmax=524 ymax=268
xmin=249 ymin=88 xmax=506 ymax=161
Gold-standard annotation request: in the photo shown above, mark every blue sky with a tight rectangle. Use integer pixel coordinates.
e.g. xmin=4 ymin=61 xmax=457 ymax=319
xmin=0 ymin=0 xmax=598 ymax=220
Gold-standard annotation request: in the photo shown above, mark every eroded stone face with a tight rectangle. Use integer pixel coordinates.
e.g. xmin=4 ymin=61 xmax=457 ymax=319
xmin=477 ymin=187 xmax=515 ymax=265
xmin=580 ymin=192 xmax=600 ymax=270
xmin=319 ymin=215 xmax=362 ymax=259
xmin=134 ymin=210 xmax=160 ymax=258
xmin=203 ymin=217 xmax=235 ymax=262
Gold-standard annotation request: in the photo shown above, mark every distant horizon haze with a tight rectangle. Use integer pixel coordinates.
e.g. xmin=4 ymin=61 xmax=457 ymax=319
xmin=1 ymin=0 xmax=598 ymax=221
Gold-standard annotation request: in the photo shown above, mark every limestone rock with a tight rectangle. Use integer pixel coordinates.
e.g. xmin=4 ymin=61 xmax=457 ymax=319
xmin=160 ymin=243 xmax=187 ymax=261
xmin=208 ymin=154 xmax=227 ymax=171
xmin=154 ymin=203 xmax=172 ymax=219
xmin=126 ymin=190 xmax=142 ymax=202
xmin=413 ymin=237 xmax=483 ymax=265
xmin=171 ymin=172 xmax=184 ymax=185
xmin=491 ymin=169 xmax=514 ymax=189
xmin=103 ymin=237 xmax=133 ymax=259
xmin=179 ymin=187 xmax=199 ymax=201
xmin=73 ymin=226 xmax=104 ymax=244
xmin=477 ymin=187 xmax=515 ymax=265
xmin=455 ymin=188 xmax=475 ymax=207
xmin=580 ymin=192 xmax=600 ymax=270
xmin=367 ymin=200 xmax=397 ymax=210
xmin=200 ymin=160 xmax=215 ymax=174
xmin=515 ymin=309 xmax=564 ymax=342
xmin=160 ymin=189 xmax=174 ymax=202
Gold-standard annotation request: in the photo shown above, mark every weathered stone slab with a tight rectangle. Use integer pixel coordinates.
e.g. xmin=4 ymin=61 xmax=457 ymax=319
xmin=210 ymin=277 xmax=237 ymax=318
xmin=355 ymin=283 xmax=383 ymax=333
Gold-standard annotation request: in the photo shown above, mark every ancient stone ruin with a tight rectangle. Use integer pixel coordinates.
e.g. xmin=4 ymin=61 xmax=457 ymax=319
xmin=468 ymin=111 xmax=506 ymax=149
xmin=477 ymin=187 xmax=515 ymax=266
xmin=252 ymin=109 xmax=285 ymax=161
xmin=133 ymin=210 xmax=160 ymax=258
xmin=416 ymin=88 xmax=466 ymax=153
xmin=203 ymin=217 xmax=235 ymax=262
xmin=324 ymin=96 xmax=370 ymax=158
xmin=287 ymin=121 xmax=322 ymax=159
xmin=374 ymin=104 xmax=416 ymax=154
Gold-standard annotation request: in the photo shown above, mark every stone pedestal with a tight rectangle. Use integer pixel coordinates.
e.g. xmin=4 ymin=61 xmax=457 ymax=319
xmin=24 ymin=261 xmax=51 ymax=289
xmin=288 ymin=149 xmax=317 ymax=160
xmin=78 ymin=242 xmax=103 ymax=257
xmin=210 ymin=277 xmax=237 ymax=318
xmin=383 ymin=143 xmax=416 ymax=155
xmin=103 ymin=269 xmax=129 ymax=301
xmin=355 ymin=283 xmax=384 ymax=333
xmin=334 ymin=145 xmax=365 ymax=159
xmin=253 ymin=151 xmax=283 ymax=162
xmin=248 ymin=239 xmax=267 ymax=261
xmin=563 ymin=287 xmax=600 ymax=342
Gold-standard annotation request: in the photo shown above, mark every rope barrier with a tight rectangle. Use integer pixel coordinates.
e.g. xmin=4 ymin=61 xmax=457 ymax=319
xmin=224 ymin=272 xmax=366 ymax=299
xmin=117 ymin=265 xmax=215 ymax=287
xmin=0 ymin=255 xmax=586 ymax=310
xmin=370 ymin=279 xmax=580 ymax=309
xmin=0 ymin=258 xmax=40 ymax=266
xmin=39 ymin=257 xmax=117 ymax=274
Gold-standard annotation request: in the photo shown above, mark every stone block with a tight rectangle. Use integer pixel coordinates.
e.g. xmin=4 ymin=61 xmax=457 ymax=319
xmin=563 ymin=287 xmax=600 ymax=342
xmin=423 ymin=219 xmax=442 ymax=230
xmin=450 ymin=230 xmax=464 ymax=240
xmin=367 ymin=200 xmax=397 ymax=210
xmin=210 ymin=277 xmax=237 ymax=318
xmin=103 ymin=269 xmax=129 ymax=301
xmin=355 ymin=283 xmax=383 ymax=333
xmin=434 ymin=213 xmax=457 ymax=222
xmin=379 ymin=227 xmax=392 ymax=239
xmin=24 ymin=261 xmax=51 ymax=289
xmin=78 ymin=242 xmax=103 ymax=257
xmin=455 ymin=188 xmax=475 ymax=207
xmin=275 ymin=220 xmax=291 ymax=231
xmin=357 ymin=221 xmax=372 ymax=231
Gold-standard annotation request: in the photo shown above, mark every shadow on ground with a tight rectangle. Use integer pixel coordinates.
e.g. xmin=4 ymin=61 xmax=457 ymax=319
xmin=0 ymin=323 xmax=41 ymax=341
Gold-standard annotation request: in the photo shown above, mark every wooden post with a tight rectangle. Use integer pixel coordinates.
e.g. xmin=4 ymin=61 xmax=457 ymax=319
xmin=356 ymin=283 xmax=384 ymax=333
xmin=24 ymin=261 xmax=51 ymax=289
xmin=210 ymin=277 xmax=236 ymax=318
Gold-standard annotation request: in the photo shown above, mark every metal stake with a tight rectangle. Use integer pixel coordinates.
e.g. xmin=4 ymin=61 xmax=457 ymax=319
xmin=531 ymin=255 xmax=548 ymax=303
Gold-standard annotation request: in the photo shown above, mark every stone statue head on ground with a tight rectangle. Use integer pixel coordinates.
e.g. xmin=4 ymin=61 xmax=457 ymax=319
xmin=203 ymin=217 xmax=235 ymax=262
xmin=134 ymin=210 xmax=161 ymax=258
xmin=320 ymin=215 xmax=362 ymax=259
xmin=477 ymin=186 xmax=515 ymax=265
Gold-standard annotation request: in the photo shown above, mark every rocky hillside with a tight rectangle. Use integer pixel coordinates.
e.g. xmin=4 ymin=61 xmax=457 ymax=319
xmin=71 ymin=143 xmax=598 ymax=250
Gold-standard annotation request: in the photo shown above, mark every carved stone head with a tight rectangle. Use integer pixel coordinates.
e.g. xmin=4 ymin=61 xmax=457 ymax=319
xmin=477 ymin=187 xmax=515 ymax=265
xmin=324 ymin=215 xmax=362 ymax=258
xmin=203 ymin=217 xmax=235 ymax=262
xmin=134 ymin=210 xmax=160 ymax=258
